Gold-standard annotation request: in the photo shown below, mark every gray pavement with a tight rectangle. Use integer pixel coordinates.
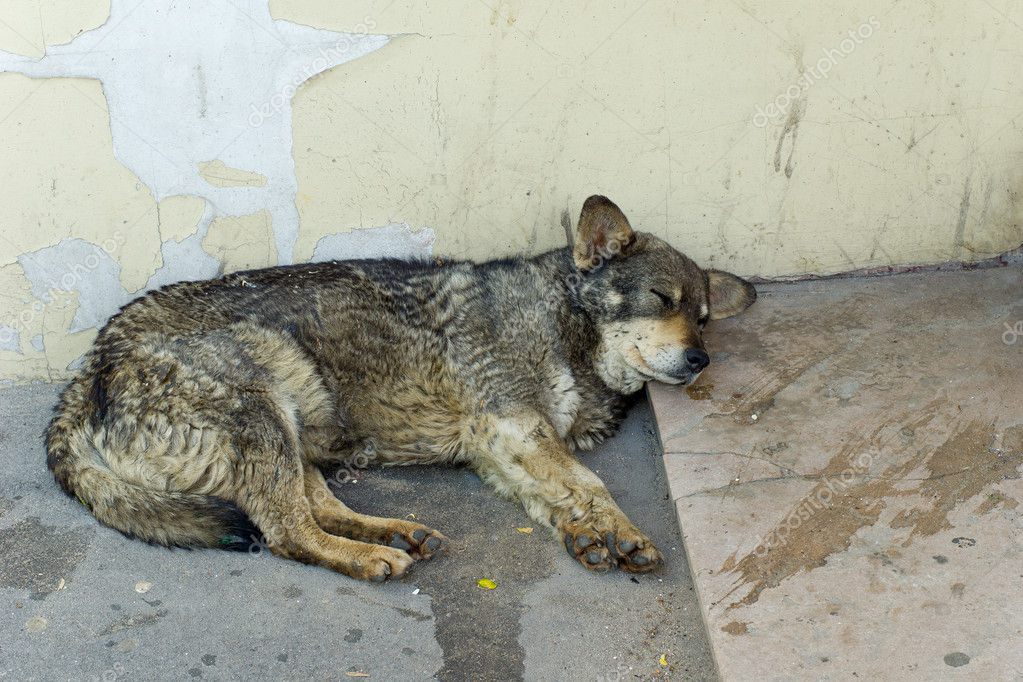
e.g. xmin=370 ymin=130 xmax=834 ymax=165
xmin=0 ymin=383 xmax=715 ymax=681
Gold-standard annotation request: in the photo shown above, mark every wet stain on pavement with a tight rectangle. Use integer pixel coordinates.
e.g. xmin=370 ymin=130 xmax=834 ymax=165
xmin=718 ymin=411 xmax=1022 ymax=609
xmin=0 ymin=516 xmax=92 ymax=599
xmin=721 ymin=621 xmax=748 ymax=635
xmin=890 ymin=422 xmax=1022 ymax=544
xmin=707 ymin=295 xmax=874 ymax=425
xmin=686 ymin=383 xmax=714 ymax=401
xmin=340 ymin=465 xmax=554 ymax=682
xmin=943 ymin=652 xmax=971 ymax=667
xmin=394 ymin=606 xmax=431 ymax=623
xmin=99 ymin=608 xmax=168 ymax=636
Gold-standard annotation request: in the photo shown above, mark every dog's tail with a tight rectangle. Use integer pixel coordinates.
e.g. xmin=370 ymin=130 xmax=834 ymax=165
xmin=45 ymin=374 xmax=258 ymax=551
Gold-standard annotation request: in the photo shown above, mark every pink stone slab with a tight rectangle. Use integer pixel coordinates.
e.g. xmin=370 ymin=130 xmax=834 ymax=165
xmin=649 ymin=268 xmax=1023 ymax=680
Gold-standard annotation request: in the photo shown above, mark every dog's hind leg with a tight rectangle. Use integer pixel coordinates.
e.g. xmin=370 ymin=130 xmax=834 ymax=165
xmin=303 ymin=465 xmax=446 ymax=559
xmin=232 ymin=409 xmax=414 ymax=582
xmin=242 ymin=465 xmax=414 ymax=581
xmin=468 ymin=410 xmax=662 ymax=574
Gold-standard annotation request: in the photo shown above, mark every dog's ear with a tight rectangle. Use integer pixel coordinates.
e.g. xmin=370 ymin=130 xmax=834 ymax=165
xmin=707 ymin=270 xmax=757 ymax=320
xmin=573 ymin=195 xmax=635 ymax=272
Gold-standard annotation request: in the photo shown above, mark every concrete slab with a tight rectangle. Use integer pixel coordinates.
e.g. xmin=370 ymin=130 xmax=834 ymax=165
xmin=0 ymin=385 xmax=714 ymax=681
xmin=648 ymin=267 xmax=1023 ymax=680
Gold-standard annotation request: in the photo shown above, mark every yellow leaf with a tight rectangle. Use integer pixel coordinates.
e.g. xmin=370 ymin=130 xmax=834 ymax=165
xmin=659 ymin=654 xmax=668 ymax=666
xmin=477 ymin=578 xmax=497 ymax=590
xmin=515 ymin=527 xmax=533 ymax=534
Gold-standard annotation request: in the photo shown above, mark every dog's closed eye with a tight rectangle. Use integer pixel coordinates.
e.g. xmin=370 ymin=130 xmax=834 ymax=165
xmin=650 ymin=288 xmax=673 ymax=308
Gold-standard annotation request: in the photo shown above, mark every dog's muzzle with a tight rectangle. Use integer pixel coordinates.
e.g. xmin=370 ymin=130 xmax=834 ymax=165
xmin=646 ymin=347 xmax=710 ymax=386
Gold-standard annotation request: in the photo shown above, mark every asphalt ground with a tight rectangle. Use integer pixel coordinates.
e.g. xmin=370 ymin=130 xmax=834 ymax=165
xmin=0 ymin=383 xmax=715 ymax=681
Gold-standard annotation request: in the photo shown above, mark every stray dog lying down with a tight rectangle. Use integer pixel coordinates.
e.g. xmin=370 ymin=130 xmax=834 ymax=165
xmin=46 ymin=196 xmax=756 ymax=581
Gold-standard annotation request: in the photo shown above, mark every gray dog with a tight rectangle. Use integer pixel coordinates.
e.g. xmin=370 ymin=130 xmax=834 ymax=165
xmin=46 ymin=195 xmax=756 ymax=581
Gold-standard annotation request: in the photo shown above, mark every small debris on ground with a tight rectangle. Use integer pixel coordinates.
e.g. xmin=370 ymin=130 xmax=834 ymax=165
xmin=26 ymin=616 xmax=47 ymax=633
xmin=477 ymin=578 xmax=497 ymax=590
xmin=134 ymin=581 xmax=153 ymax=594
xmin=515 ymin=527 xmax=533 ymax=534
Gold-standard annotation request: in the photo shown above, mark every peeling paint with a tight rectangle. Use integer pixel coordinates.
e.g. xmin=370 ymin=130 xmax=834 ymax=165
xmin=0 ymin=326 xmax=21 ymax=354
xmin=198 ymin=161 xmax=268 ymax=189
xmin=0 ymin=75 xmax=162 ymax=291
xmin=41 ymin=291 xmax=98 ymax=376
xmin=0 ymin=1 xmax=395 ymax=381
xmin=17 ymin=238 xmax=129 ymax=334
xmin=0 ymin=0 xmax=110 ymax=59
xmin=145 ymin=203 xmax=221 ymax=291
xmin=0 ymin=263 xmax=43 ymax=374
xmin=157 ymin=195 xmax=207 ymax=244
xmin=0 ymin=0 xmax=389 ymax=263
xmin=310 ymin=224 xmax=436 ymax=263
xmin=2 ymin=1 xmax=1023 ymax=383
xmin=202 ymin=211 xmax=277 ymax=274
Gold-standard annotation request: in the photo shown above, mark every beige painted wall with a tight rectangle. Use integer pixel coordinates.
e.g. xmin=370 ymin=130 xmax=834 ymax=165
xmin=284 ymin=0 xmax=1023 ymax=271
xmin=2 ymin=0 xmax=1022 ymax=382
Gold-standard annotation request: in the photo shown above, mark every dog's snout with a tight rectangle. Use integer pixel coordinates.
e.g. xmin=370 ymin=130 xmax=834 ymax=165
xmin=684 ymin=348 xmax=710 ymax=372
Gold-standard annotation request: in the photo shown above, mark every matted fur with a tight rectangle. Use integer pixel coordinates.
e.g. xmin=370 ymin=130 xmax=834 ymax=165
xmin=46 ymin=195 xmax=756 ymax=581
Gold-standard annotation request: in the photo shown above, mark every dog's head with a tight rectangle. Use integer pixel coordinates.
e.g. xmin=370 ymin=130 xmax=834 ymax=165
xmin=572 ymin=195 xmax=756 ymax=394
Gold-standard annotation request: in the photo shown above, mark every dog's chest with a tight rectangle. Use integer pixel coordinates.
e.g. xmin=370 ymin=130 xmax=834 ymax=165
xmin=547 ymin=368 xmax=582 ymax=438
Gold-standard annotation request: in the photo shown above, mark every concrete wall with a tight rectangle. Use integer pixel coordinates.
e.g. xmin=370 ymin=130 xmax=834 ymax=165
xmin=1 ymin=0 xmax=1021 ymax=382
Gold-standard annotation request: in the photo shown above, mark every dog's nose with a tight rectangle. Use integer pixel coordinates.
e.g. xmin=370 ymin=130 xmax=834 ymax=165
xmin=685 ymin=348 xmax=710 ymax=372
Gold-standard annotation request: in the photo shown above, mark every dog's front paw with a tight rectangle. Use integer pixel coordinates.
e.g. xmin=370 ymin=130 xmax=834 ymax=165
xmin=354 ymin=546 xmax=415 ymax=582
xmin=604 ymin=529 xmax=662 ymax=573
xmin=386 ymin=524 xmax=447 ymax=560
xmin=562 ymin=522 xmax=662 ymax=574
